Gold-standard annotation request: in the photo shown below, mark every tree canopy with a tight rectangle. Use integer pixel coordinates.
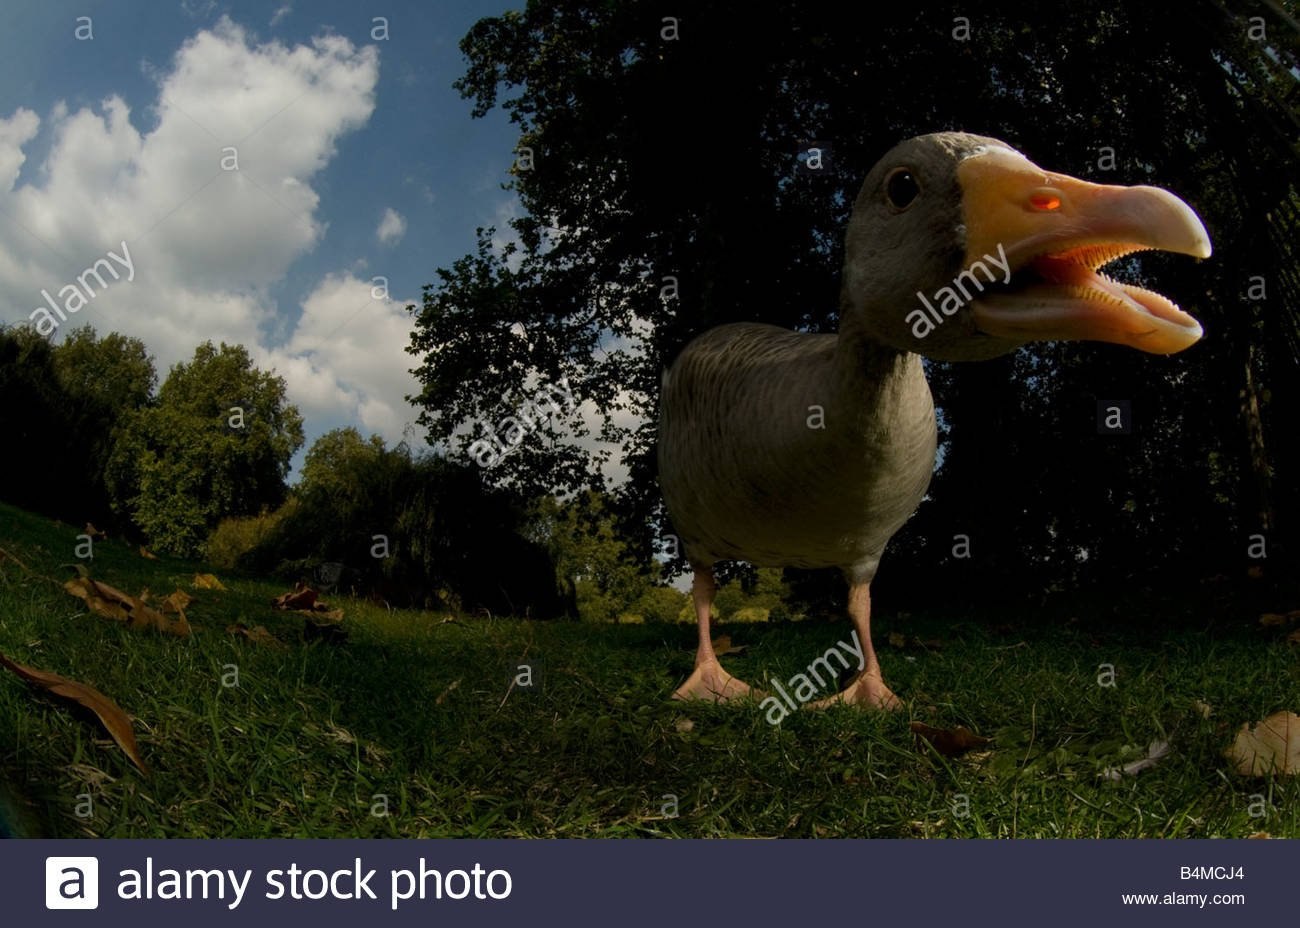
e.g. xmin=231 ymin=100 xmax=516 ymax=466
xmin=409 ymin=0 xmax=1299 ymax=600
xmin=106 ymin=341 xmax=304 ymax=556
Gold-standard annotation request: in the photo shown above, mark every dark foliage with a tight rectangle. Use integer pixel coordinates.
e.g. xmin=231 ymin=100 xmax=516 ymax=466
xmin=0 ymin=324 xmax=154 ymax=528
xmin=410 ymin=0 xmax=1300 ymax=609
xmin=245 ymin=431 xmax=574 ymax=618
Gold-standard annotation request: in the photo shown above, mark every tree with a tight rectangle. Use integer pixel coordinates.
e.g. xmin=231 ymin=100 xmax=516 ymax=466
xmin=241 ymin=429 xmax=574 ymax=617
xmin=299 ymin=427 xmax=388 ymax=500
xmin=526 ymin=492 xmax=658 ymax=622
xmin=410 ymin=1 xmax=1299 ymax=602
xmin=0 ymin=324 xmax=155 ymax=525
xmin=0 ymin=325 xmax=77 ymax=517
xmin=51 ymin=326 xmax=156 ymax=524
xmin=107 ymin=341 xmax=303 ymax=556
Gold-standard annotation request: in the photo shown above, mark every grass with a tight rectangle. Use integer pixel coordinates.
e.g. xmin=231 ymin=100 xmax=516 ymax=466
xmin=1 ymin=500 xmax=1297 ymax=838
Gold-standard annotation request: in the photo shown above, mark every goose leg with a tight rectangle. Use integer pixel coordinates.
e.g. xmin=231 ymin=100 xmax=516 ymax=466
xmin=810 ymin=583 xmax=900 ymax=710
xmin=672 ymin=566 xmax=753 ymax=702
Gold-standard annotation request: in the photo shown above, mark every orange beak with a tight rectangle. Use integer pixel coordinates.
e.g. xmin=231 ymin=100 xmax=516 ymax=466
xmin=958 ymin=147 xmax=1212 ymax=355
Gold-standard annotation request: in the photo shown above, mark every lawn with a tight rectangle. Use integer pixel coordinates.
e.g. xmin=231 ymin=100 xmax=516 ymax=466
xmin=1 ymin=500 xmax=1296 ymax=838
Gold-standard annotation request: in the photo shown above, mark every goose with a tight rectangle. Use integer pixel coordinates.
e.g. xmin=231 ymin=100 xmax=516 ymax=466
xmin=658 ymin=132 xmax=1211 ymax=709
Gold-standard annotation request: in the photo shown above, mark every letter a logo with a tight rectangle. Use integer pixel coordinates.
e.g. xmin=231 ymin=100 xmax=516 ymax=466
xmin=46 ymin=857 xmax=99 ymax=909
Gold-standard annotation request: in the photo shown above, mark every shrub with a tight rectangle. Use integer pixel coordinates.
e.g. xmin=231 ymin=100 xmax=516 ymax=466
xmin=204 ymin=501 xmax=296 ymax=569
xmin=633 ymin=586 xmax=689 ymax=624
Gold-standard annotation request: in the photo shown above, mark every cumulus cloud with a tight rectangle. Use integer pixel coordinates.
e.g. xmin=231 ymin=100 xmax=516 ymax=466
xmin=261 ymin=272 xmax=417 ymax=439
xmin=0 ymin=18 xmax=421 ymax=446
xmin=375 ymin=207 xmax=406 ymax=245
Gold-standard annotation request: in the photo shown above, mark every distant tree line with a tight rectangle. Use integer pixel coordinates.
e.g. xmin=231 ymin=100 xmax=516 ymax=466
xmin=0 ymin=324 xmax=575 ymax=618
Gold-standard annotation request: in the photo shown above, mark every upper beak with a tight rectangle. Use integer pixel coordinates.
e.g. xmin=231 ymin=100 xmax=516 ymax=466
xmin=958 ymin=147 xmax=1212 ymax=355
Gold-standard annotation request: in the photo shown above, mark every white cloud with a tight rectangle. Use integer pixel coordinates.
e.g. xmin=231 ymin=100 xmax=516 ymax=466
xmin=0 ymin=18 xmax=424 ymax=445
xmin=375 ymin=207 xmax=406 ymax=245
xmin=0 ymin=108 xmax=39 ymax=193
xmin=270 ymin=4 xmax=292 ymax=27
xmin=262 ymin=272 xmax=419 ymax=441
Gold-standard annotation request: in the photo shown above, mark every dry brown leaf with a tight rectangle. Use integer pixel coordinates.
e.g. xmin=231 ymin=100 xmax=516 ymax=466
xmin=161 ymin=590 xmax=193 ymax=613
xmin=139 ymin=546 xmax=157 ymax=560
xmin=910 ymin=721 xmax=991 ymax=757
xmin=1192 ymin=699 xmax=1214 ymax=719
xmin=0 ymin=653 xmax=147 ymax=774
xmin=192 ymin=573 xmax=227 ymax=591
xmin=1259 ymin=613 xmax=1290 ymax=628
xmin=887 ymin=631 xmax=906 ymax=648
xmin=674 ymin=716 xmax=695 ymax=733
xmin=226 ymin=623 xmax=284 ymax=648
xmin=711 ymin=635 xmax=746 ymax=657
xmin=273 ymin=583 xmax=320 ymax=611
xmin=64 ymin=577 xmax=130 ymax=621
xmin=64 ymin=577 xmax=189 ymax=636
xmin=83 ymin=523 xmax=105 ymax=540
xmin=1226 ymin=711 xmax=1300 ymax=776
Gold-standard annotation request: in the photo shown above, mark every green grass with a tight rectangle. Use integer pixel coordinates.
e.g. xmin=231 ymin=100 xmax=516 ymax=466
xmin=1 ymin=500 xmax=1297 ymax=838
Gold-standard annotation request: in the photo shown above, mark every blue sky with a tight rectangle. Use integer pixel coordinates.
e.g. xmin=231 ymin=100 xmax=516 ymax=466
xmin=0 ymin=0 xmax=527 ymax=472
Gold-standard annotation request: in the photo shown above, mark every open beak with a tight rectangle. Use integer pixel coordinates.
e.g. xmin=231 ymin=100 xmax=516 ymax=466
xmin=958 ymin=147 xmax=1212 ymax=355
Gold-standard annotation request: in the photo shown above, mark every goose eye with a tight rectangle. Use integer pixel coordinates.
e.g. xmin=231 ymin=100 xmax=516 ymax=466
xmin=885 ymin=168 xmax=920 ymax=211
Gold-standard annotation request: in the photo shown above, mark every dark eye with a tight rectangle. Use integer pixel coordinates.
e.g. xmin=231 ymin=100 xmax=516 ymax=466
xmin=884 ymin=168 xmax=920 ymax=211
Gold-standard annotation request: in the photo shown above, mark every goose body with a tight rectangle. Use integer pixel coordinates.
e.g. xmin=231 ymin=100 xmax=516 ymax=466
xmin=659 ymin=323 xmax=934 ymax=584
xmin=658 ymin=132 xmax=1211 ymax=708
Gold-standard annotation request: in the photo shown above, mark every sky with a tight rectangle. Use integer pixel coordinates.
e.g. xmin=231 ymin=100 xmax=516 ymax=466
xmin=0 ymin=0 xmax=530 ymax=475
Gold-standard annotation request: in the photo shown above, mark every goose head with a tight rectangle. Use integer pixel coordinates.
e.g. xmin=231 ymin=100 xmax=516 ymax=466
xmin=839 ymin=132 xmax=1212 ymax=362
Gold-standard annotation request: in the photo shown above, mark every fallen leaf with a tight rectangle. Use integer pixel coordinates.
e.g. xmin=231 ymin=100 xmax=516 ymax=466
xmin=910 ymin=721 xmax=991 ymax=757
xmin=139 ymin=547 xmax=157 ymax=560
xmin=1259 ymin=613 xmax=1288 ymax=628
xmin=64 ymin=576 xmax=190 ymax=636
xmin=0 ymin=653 xmax=147 ymax=774
xmin=1226 ymin=711 xmax=1300 ymax=776
xmin=64 ymin=577 xmax=130 ymax=622
xmin=83 ymin=523 xmax=105 ymax=540
xmin=192 ymin=573 xmax=227 ymax=591
xmin=1101 ymin=740 xmax=1171 ymax=780
xmin=226 ymin=623 xmax=284 ymax=648
xmin=273 ymin=583 xmax=320 ymax=611
xmin=711 ymin=635 xmax=746 ymax=657
xmin=161 ymin=590 xmax=193 ymax=613
xmin=887 ymin=631 xmax=906 ymax=648
xmin=1192 ymin=699 xmax=1213 ymax=719
xmin=674 ymin=716 xmax=695 ymax=733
